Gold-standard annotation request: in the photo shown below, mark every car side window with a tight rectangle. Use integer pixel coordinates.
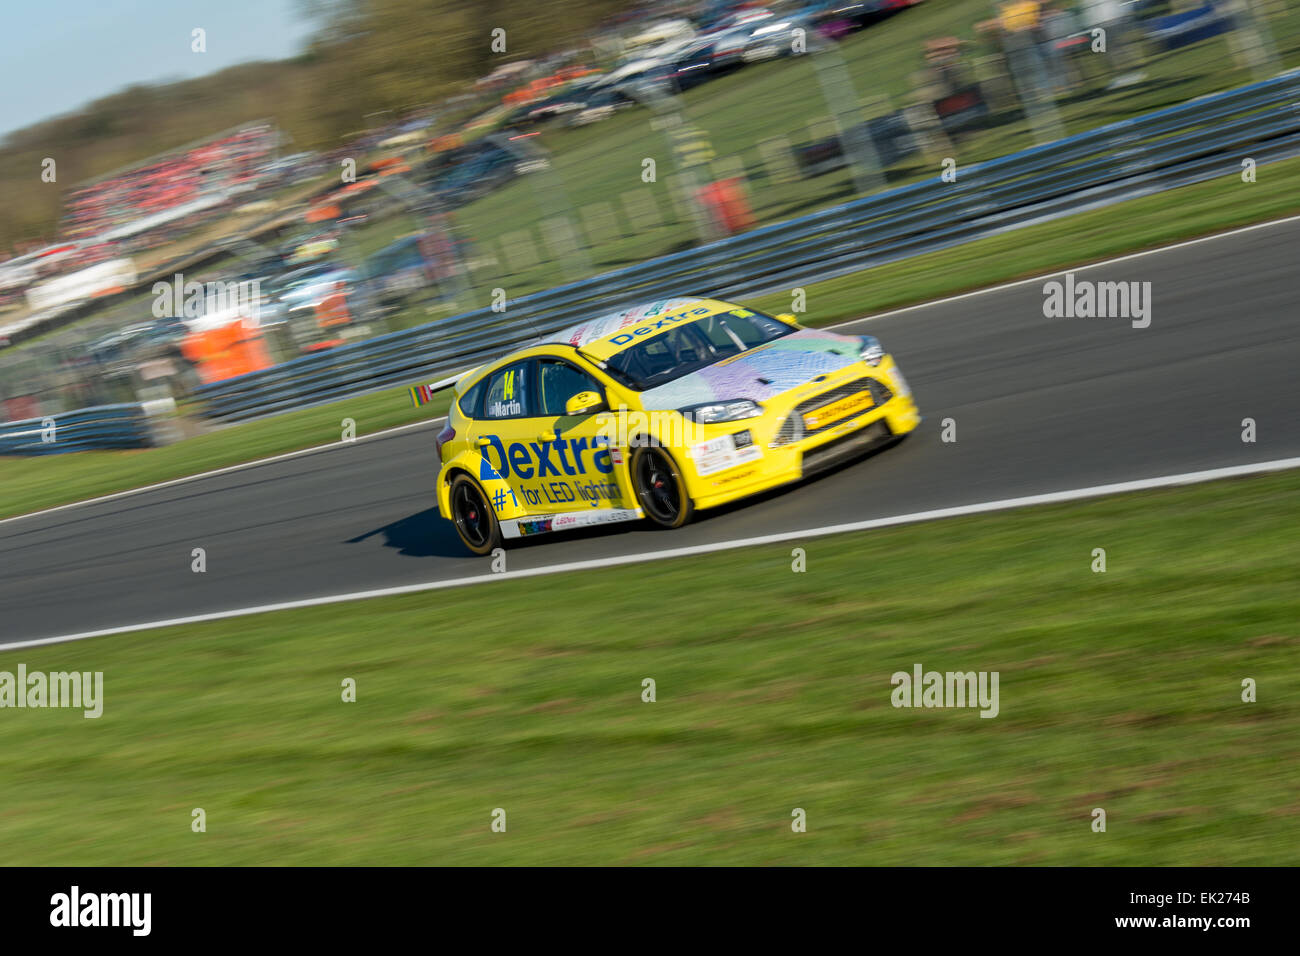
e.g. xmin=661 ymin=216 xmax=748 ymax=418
xmin=538 ymin=359 xmax=602 ymax=416
xmin=457 ymin=378 xmax=486 ymax=417
xmin=481 ymin=362 xmax=531 ymax=419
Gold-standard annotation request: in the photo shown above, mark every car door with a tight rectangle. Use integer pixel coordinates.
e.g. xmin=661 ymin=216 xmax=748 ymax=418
xmin=525 ymin=355 xmax=632 ymax=516
xmin=473 ymin=359 xmax=540 ymax=515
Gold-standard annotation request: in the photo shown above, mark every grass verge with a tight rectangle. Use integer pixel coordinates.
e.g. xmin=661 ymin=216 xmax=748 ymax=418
xmin=0 ymin=387 xmax=451 ymax=521
xmin=748 ymin=156 xmax=1300 ymax=322
xmin=1 ymin=467 xmax=1297 ymax=864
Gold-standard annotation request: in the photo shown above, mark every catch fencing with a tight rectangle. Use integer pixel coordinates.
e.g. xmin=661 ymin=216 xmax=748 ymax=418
xmin=0 ymin=403 xmax=157 ymax=455
xmin=176 ymin=69 xmax=1300 ymax=421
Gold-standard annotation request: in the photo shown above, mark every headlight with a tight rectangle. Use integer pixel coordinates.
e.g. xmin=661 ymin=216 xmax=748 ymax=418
xmin=859 ymin=335 xmax=885 ymax=366
xmin=680 ymin=399 xmax=763 ymax=424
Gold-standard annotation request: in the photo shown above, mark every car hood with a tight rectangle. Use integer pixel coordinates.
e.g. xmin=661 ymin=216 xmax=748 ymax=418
xmin=638 ymin=327 xmax=864 ymax=410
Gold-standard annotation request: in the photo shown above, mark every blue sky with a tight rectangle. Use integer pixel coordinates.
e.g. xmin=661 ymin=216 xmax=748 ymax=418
xmin=2 ymin=0 xmax=316 ymax=137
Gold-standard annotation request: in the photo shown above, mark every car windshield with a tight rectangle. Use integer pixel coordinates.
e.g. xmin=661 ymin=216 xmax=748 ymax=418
xmin=598 ymin=309 xmax=794 ymax=391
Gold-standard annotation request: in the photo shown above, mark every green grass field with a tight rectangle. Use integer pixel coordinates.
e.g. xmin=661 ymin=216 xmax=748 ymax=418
xmin=3 ymin=153 xmax=1298 ymax=522
xmin=2 ymin=467 xmax=1297 ymax=865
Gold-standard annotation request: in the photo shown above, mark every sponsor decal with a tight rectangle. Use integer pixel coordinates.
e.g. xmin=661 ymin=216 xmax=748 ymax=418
xmin=691 ymin=432 xmax=763 ymax=476
xmin=574 ymin=478 xmax=622 ymax=504
xmin=711 ymin=467 xmax=758 ymax=487
xmin=505 ymin=478 xmax=623 ymax=510
xmin=500 ymin=508 xmax=642 ymax=539
xmin=803 ymin=390 xmax=873 ymax=430
xmin=606 ymin=306 xmax=712 ymax=346
xmin=472 ymin=434 xmax=624 ymax=511
xmin=486 ymin=369 xmax=523 ymax=417
xmin=477 ymin=434 xmax=614 ymax=481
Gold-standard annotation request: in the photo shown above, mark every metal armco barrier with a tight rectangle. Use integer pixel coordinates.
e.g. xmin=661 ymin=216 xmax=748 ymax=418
xmin=196 ymin=71 xmax=1300 ymax=422
xmin=0 ymin=403 xmax=156 ymax=455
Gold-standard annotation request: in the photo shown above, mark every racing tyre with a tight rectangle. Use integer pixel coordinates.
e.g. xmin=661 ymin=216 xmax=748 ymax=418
xmin=630 ymin=444 xmax=693 ymax=529
xmin=449 ymin=473 xmax=502 ymax=556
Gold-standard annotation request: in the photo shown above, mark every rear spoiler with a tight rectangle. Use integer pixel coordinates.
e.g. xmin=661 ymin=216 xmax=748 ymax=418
xmin=408 ymin=366 xmax=482 ymax=408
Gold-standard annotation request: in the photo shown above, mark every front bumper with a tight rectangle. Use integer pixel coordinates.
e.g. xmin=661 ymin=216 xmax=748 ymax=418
xmin=688 ymin=358 xmax=920 ymax=510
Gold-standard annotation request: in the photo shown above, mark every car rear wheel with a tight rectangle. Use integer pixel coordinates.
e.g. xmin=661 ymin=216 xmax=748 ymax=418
xmin=449 ymin=473 xmax=502 ymax=556
xmin=631 ymin=444 xmax=693 ymax=529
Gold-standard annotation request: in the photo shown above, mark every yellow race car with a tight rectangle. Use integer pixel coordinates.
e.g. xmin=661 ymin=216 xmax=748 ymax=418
xmin=424 ymin=296 xmax=920 ymax=554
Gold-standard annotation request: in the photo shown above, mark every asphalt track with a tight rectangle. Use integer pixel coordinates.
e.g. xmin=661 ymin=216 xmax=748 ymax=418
xmin=2 ymin=219 xmax=1298 ymax=643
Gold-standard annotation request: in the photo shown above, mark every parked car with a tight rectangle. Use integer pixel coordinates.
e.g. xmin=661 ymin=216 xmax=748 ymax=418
xmin=361 ymin=236 xmax=436 ymax=316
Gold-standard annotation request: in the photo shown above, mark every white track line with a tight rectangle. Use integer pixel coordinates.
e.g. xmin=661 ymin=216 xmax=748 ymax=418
xmin=0 ymin=415 xmax=445 ymax=528
xmin=6 ymin=455 xmax=1298 ymax=652
xmin=6 ymin=211 xmax=1299 ymax=528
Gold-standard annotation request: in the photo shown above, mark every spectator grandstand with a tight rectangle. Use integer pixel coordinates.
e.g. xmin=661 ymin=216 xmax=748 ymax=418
xmin=61 ymin=122 xmax=280 ymax=245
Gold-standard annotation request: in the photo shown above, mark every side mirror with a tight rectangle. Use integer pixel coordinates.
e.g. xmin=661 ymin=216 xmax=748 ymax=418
xmin=565 ymin=390 xmax=606 ymax=416
xmin=776 ymin=312 xmax=799 ymax=325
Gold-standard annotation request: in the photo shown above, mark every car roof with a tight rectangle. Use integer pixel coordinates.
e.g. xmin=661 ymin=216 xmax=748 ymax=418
xmin=454 ymin=297 xmax=743 ymax=395
xmin=549 ymin=296 xmax=732 ymax=356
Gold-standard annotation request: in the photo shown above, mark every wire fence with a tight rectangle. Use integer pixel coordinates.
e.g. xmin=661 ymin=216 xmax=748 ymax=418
xmin=190 ymin=68 xmax=1300 ymax=423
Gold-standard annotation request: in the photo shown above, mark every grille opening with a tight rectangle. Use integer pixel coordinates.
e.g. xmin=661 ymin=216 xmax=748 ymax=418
xmin=770 ymin=377 xmax=892 ymax=446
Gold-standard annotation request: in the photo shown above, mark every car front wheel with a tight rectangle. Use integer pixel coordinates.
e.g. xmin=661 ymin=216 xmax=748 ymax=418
xmin=448 ymin=473 xmax=503 ymax=556
xmin=630 ymin=445 xmax=693 ymax=529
